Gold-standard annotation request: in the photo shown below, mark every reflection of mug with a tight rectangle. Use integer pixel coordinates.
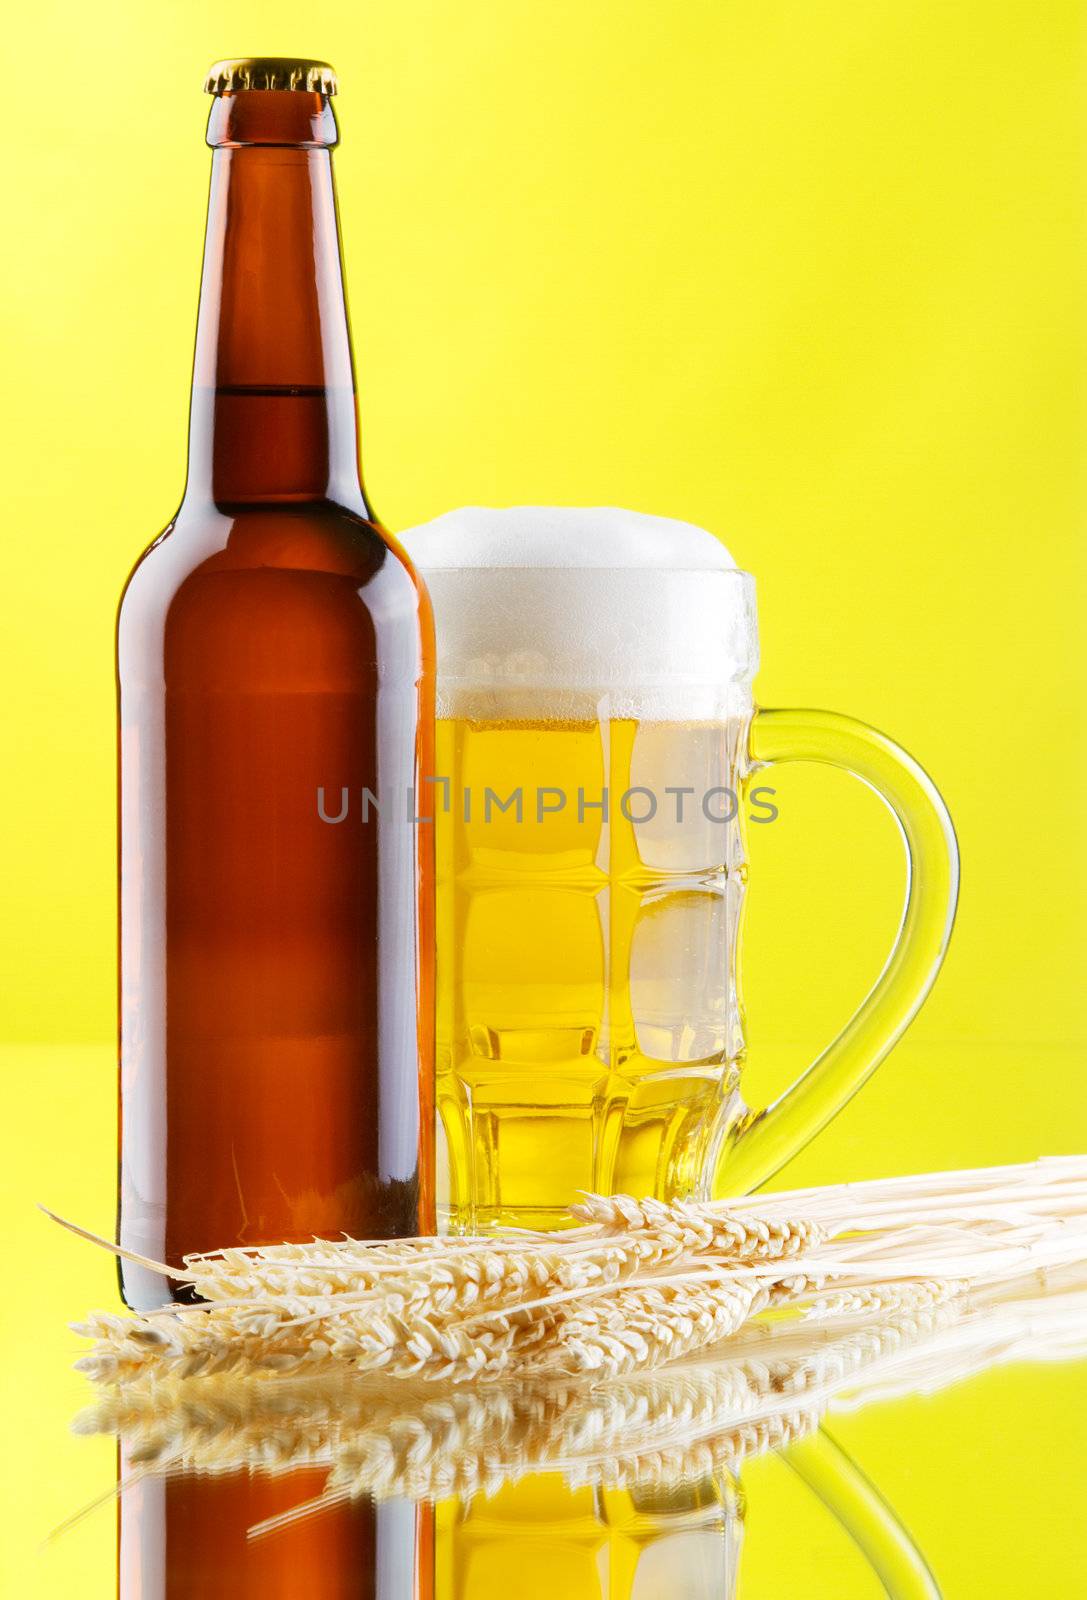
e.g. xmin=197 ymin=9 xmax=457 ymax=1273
xmin=401 ymin=509 xmax=958 ymax=1228
xmin=438 ymin=1442 xmax=937 ymax=1600
xmin=440 ymin=1476 xmax=744 ymax=1600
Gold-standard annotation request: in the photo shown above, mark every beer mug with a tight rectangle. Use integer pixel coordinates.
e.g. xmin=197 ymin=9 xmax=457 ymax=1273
xmin=400 ymin=508 xmax=958 ymax=1229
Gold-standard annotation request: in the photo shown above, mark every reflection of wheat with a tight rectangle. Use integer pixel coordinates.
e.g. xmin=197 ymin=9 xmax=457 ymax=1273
xmin=80 ymin=1360 xmax=822 ymax=1505
xmin=64 ymin=1157 xmax=1087 ymax=1390
xmin=77 ymin=1266 xmax=1087 ymax=1521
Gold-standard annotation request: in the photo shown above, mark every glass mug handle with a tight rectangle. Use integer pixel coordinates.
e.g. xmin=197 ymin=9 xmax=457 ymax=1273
xmin=717 ymin=708 xmax=960 ymax=1196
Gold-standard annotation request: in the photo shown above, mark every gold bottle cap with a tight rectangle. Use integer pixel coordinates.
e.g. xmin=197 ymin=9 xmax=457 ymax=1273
xmin=204 ymin=58 xmax=338 ymax=96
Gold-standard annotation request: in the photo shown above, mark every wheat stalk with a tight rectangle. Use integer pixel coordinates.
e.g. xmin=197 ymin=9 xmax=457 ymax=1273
xmin=178 ymin=1207 xmax=823 ymax=1315
xmin=58 ymin=1156 xmax=1087 ymax=1391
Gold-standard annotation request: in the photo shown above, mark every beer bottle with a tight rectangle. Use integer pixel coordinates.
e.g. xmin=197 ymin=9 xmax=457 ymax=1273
xmin=117 ymin=58 xmax=434 ymax=1310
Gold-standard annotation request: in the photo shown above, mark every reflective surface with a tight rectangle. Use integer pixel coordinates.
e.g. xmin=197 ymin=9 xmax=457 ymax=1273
xmin=7 ymin=1046 xmax=1087 ymax=1598
xmin=38 ymin=1326 xmax=1087 ymax=1598
xmin=26 ymin=1374 xmax=1087 ymax=1599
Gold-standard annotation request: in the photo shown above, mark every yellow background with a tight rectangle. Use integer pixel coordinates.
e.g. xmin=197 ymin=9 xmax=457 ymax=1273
xmin=1 ymin=1 xmax=1084 ymax=1595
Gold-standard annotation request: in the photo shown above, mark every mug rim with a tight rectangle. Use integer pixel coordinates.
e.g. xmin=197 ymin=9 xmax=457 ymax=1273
xmin=410 ymin=563 xmax=756 ymax=581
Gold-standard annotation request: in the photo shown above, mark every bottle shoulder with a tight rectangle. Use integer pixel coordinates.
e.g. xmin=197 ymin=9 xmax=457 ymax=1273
xmin=120 ymin=501 xmax=426 ymax=616
xmin=118 ymin=502 xmax=432 ymax=686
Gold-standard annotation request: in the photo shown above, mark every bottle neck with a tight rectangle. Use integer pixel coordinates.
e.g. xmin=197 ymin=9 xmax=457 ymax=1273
xmin=185 ymin=91 xmax=370 ymax=511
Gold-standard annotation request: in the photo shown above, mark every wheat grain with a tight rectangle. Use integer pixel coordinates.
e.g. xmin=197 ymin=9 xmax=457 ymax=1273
xmin=75 ymin=1294 xmax=563 ymax=1384
xmin=520 ymin=1276 xmax=774 ymax=1379
xmin=571 ymin=1194 xmax=823 ymax=1260
xmin=179 ymin=1208 xmax=821 ymax=1325
xmin=799 ymin=1278 xmax=964 ymax=1322
xmin=61 ymin=1156 xmax=1087 ymax=1394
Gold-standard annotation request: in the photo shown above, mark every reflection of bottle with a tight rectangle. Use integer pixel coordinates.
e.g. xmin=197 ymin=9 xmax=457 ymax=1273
xmin=438 ymin=1475 xmax=742 ymax=1600
xmin=117 ymin=58 xmax=434 ymax=1309
xmin=119 ymin=1451 xmax=431 ymax=1599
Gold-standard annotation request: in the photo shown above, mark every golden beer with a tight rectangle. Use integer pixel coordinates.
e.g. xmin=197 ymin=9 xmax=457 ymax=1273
xmin=434 ymin=711 xmax=749 ymax=1228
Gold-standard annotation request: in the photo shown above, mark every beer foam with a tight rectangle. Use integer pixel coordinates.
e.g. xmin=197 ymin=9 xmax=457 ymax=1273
xmin=398 ymin=506 xmax=759 ymax=718
xmin=402 ymin=505 xmax=738 ymax=571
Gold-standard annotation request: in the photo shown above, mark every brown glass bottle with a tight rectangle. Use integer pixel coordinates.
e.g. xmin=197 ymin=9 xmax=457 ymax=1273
xmin=117 ymin=60 xmax=434 ymax=1310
